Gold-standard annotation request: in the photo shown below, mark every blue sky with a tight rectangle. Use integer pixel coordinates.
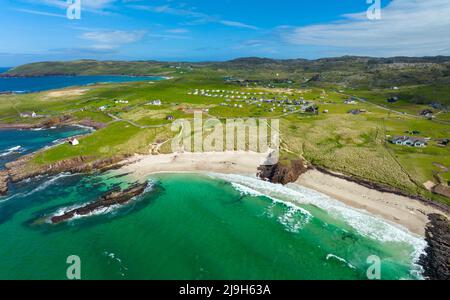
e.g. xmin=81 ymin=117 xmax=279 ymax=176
xmin=0 ymin=0 xmax=449 ymax=66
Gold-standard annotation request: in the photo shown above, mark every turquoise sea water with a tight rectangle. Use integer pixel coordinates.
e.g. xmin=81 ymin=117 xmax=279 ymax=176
xmin=0 ymin=73 xmax=164 ymax=93
xmin=0 ymin=129 xmax=426 ymax=280
xmin=0 ymin=126 xmax=92 ymax=169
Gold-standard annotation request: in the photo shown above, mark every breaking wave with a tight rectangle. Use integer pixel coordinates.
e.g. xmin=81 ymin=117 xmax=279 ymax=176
xmin=209 ymin=173 xmax=426 ymax=277
xmin=48 ymin=179 xmax=156 ymax=223
xmin=0 ymin=146 xmax=23 ymax=157
xmin=0 ymin=173 xmax=75 ymax=203
xmin=326 ymin=254 xmax=356 ymax=269
xmin=231 ymin=181 xmax=312 ymax=232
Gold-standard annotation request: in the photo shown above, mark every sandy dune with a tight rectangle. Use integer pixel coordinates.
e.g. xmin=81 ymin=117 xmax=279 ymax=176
xmin=46 ymin=88 xmax=88 ymax=98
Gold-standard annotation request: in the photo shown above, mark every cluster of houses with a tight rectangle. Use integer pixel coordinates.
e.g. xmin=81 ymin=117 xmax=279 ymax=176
xmin=188 ymin=89 xmax=271 ymax=99
xmin=344 ymin=98 xmax=358 ymax=105
xmin=146 ymin=99 xmax=162 ymax=106
xmin=219 ymin=96 xmax=316 ymax=114
xmin=391 ymin=136 xmax=428 ymax=147
xmin=189 ymin=88 xmax=318 ymax=114
xmin=115 ymin=99 xmax=129 ymax=104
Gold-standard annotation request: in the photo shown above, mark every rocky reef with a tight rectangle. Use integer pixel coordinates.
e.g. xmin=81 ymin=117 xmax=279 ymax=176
xmin=0 ymin=153 xmax=130 ymax=196
xmin=257 ymin=159 xmax=309 ymax=185
xmin=419 ymin=213 xmax=450 ymax=280
xmin=50 ymin=181 xmax=149 ymax=224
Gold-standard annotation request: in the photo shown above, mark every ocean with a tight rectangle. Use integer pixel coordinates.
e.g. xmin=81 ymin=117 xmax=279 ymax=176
xmin=0 ymin=69 xmax=164 ymax=93
xmin=0 ymin=126 xmax=92 ymax=169
xmin=0 ymin=128 xmax=426 ymax=279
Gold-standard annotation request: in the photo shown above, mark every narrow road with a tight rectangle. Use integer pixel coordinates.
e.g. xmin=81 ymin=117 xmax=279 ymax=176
xmin=107 ymin=113 xmax=170 ymax=129
xmin=341 ymin=93 xmax=450 ymax=125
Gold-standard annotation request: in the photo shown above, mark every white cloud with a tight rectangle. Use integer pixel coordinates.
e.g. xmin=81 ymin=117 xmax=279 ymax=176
xmin=13 ymin=8 xmax=66 ymax=18
xmin=282 ymin=0 xmax=450 ymax=56
xmin=81 ymin=0 xmax=117 ymax=9
xmin=129 ymin=4 xmax=259 ymax=30
xmin=80 ymin=30 xmax=147 ymax=49
xmin=166 ymin=28 xmax=190 ymax=34
xmin=219 ymin=21 xmax=258 ymax=30
xmin=19 ymin=0 xmax=117 ymax=15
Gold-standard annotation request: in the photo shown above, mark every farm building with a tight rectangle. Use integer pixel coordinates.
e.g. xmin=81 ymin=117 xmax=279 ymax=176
xmin=20 ymin=111 xmax=37 ymax=118
xmin=68 ymin=138 xmax=79 ymax=146
xmin=391 ymin=136 xmax=427 ymax=147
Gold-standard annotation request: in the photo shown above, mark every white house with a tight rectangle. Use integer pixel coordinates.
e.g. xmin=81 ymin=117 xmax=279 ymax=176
xmin=69 ymin=138 xmax=79 ymax=146
xmin=20 ymin=111 xmax=37 ymax=118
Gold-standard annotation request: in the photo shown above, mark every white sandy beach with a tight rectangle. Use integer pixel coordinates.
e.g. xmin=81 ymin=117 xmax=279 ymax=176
xmin=296 ymin=169 xmax=446 ymax=236
xmin=118 ymin=152 xmax=447 ymax=236
xmin=119 ymin=151 xmax=269 ymax=178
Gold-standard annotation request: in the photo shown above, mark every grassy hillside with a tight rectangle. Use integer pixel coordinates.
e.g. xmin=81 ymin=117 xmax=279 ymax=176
xmin=1 ymin=57 xmax=449 ymax=206
xmin=1 ymin=60 xmax=180 ymax=77
xmin=0 ymin=72 xmax=449 ymax=205
xmin=3 ymin=56 xmax=450 ymax=93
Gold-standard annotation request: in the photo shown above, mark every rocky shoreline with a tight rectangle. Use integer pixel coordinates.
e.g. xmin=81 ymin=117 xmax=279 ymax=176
xmin=1 ymin=153 xmax=130 ymax=194
xmin=50 ymin=181 xmax=149 ymax=224
xmin=419 ymin=214 xmax=450 ymax=280
xmin=0 ymin=115 xmax=105 ymax=131
xmin=0 ymin=147 xmax=128 ymax=197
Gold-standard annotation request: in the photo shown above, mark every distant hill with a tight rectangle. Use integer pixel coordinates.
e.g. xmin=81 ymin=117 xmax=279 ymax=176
xmin=0 ymin=60 xmax=174 ymax=77
xmin=2 ymin=56 xmax=450 ymax=90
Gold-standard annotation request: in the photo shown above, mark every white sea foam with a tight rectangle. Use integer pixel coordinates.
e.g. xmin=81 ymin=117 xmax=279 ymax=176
xmin=209 ymin=173 xmax=427 ymax=277
xmin=49 ymin=179 xmax=155 ymax=222
xmin=326 ymin=254 xmax=356 ymax=269
xmin=27 ymin=173 xmax=74 ymax=196
xmin=1 ymin=173 xmax=74 ymax=203
xmin=0 ymin=146 xmax=23 ymax=157
xmin=231 ymin=181 xmax=312 ymax=232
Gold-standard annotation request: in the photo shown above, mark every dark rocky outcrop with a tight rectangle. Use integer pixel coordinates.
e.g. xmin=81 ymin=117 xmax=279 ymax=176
xmin=6 ymin=154 xmax=130 ymax=184
xmin=0 ymin=170 xmax=9 ymax=196
xmin=419 ymin=214 xmax=450 ymax=280
xmin=50 ymin=181 xmax=148 ymax=224
xmin=258 ymin=159 xmax=309 ymax=185
xmin=0 ymin=115 xmax=105 ymax=130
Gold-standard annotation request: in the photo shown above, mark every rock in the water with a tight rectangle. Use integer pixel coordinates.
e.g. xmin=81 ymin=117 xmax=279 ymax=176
xmin=51 ymin=181 xmax=148 ymax=224
xmin=258 ymin=159 xmax=308 ymax=185
xmin=419 ymin=213 xmax=450 ymax=280
xmin=0 ymin=170 xmax=9 ymax=196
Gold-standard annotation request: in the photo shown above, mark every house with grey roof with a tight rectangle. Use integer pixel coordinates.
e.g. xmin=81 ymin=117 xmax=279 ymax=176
xmin=391 ymin=136 xmax=427 ymax=147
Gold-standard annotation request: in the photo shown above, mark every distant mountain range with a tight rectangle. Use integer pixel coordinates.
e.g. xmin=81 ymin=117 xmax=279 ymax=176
xmin=2 ymin=56 xmax=450 ymax=90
